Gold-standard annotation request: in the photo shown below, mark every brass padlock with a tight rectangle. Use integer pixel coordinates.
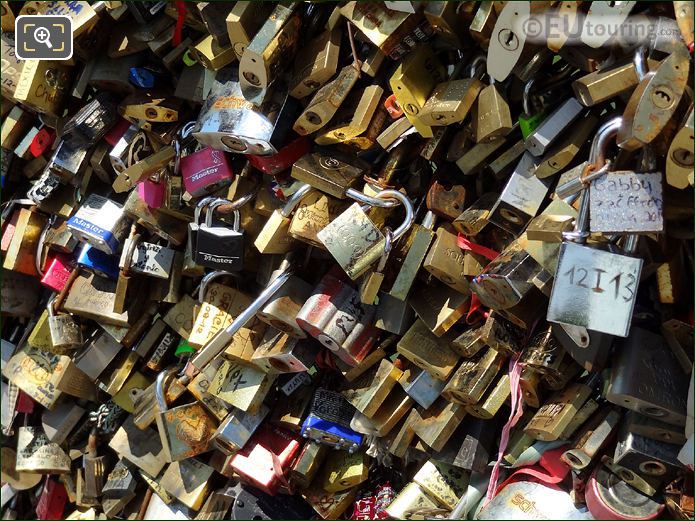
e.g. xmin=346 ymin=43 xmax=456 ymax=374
xmin=442 ymin=346 xmax=506 ymax=405
xmin=289 ymin=27 xmax=341 ymax=99
xmin=318 ymin=190 xmax=414 ymax=280
xmin=293 ymin=65 xmax=361 ymax=136
xmin=12 ymin=60 xmax=71 ymax=116
xmin=389 ymin=45 xmax=447 ymax=138
xmin=422 ymin=225 xmax=471 ymax=295
xmin=288 ymin=190 xmax=348 ymax=249
xmin=225 ymin=1 xmax=274 ymax=59
xmin=254 ymin=184 xmax=312 ymax=254
xmin=154 ymin=368 xmax=216 ymax=462
xmin=397 ymin=319 xmax=460 ymax=381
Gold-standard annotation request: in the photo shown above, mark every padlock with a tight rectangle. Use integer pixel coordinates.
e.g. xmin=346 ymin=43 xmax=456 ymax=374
xmin=15 ymin=426 xmax=71 ymax=474
xmin=293 ymin=64 xmax=361 ymax=136
xmin=256 ymin=274 xmax=312 ymax=338
xmin=225 ymin=2 xmax=275 ymax=59
xmin=211 ymin=404 xmax=269 ymax=455
xmin=422 ymin=225 xmax=471 ymax=295
xmin=179 ymin=146 xmax=234 ymax=198
xmin=318 ymin=189 xmax=414 ymax=280
xmin=13 ymin=60 xmax=71 ymax=116
xmin=524 ymin=374 xmax=598 ymax=442
xmin=118 ymin=234 xmax=175 ymax=280
xmin=252 ymin=329 xmax=318 ymax=374
xmin=154 ymin=368 xmax=216 ymax=462
xmin=442 ymin=346 xmax=505 ymax=405
xmin=472 ymin=79 xmax=513 ymax=144
xmin=573 ymin=57 xmax=641 ymax=107
xmin=193 ymin=67 xmax=294 ymax=155
xmin=66 ymin=194 xmax=128 ymax=255
xmin=548 ymin=121 xmax=644 ymax=338
xmin=238 ymin=3 xmax=299 ymax=100
xmin=296 ymin=273 xmax=379 ymax=367
xmin=618 ymin=45 xmax=690 ymax=151
xmin=76 ymin=244 xmax=119 ymax=280
xmin=289 ymin=27 xmax=341 ymax=99
xmin=419 ymin=58 xmax=485 ymax=127
xmin=254 ymin=183 xmax=312 ymax=254
xmin=231 ymin=424 xmax=302 ymax=495
xmin=315 ymin=85 xmax=385 ymax=147
xmin=666 ymin=106 xmax=694 ymax=189
xmin=195 ymin=201 xmax=245 ymax=272
xmin=46 ymin=295 xmax=82 ymax=352
xmin=562 ymin=407 xmax=623 ymax=470
xmin=585 ymin=465 xmax=664 ymax=520
xmin=159 ymin=457 xmax=215 ymax=511
xmin=288 ymin=191 xmax=348 ymax=249
xmin=100 ymin=460 xmax=138 ymax=518
xmin=606 ymin=327 xmax=688 ymax=427
xmin=388 ymin=45 xmax=447 ymax=138
xmin=342 ymin=358 xmax=402 ymax=418
xmin=301 ymin=388 xmax=363 ymax=453
xmin=397 ymin=319 xmax=460 ymax=381
xmin=399 ymin=367 xmax=447 ymax=410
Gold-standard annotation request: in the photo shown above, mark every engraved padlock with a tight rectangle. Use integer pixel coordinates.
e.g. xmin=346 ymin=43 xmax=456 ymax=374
xmin=254 ymin=183 xmax=312 ymax=255
xmin=154 ymin=368 xmax=217 ymax=462
xmin=195 ymin=199 xmax=245 ymax=272
xmin=47 ymin=295 xmax=82 ymax=352
xmin=317 ymin=189 xmax=414 ymax=280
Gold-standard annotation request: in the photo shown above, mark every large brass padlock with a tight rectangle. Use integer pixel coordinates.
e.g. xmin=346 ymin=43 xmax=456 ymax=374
xmin=318 ymin=190 xmax=414 ymax=280
xmin=154 ymin=368 xmax=216 ymax=462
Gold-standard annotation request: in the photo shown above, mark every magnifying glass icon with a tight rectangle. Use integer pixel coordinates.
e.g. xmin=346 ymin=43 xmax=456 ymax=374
xmin=33 ymin=27 xmax=52 ymax=48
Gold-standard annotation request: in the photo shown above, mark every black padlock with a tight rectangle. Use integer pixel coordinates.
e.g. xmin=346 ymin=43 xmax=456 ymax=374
xmin=195 ymin=200 xmax=245 ymax=272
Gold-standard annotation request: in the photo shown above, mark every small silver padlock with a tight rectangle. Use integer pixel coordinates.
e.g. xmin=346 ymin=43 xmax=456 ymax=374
xmin=47 ymin=295 xmax=83 ymax=352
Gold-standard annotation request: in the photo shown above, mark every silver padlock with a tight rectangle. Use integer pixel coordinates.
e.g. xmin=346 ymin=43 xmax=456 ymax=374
xmin=118 ymin=235 xmax=175 ymax=280
xmin=525 ymin=97 xmax=585 ymax=157
xmin=547 ymin=118 xmax=643 ymax=338
xmin=47 ymin=295 xmax=83 ymax=352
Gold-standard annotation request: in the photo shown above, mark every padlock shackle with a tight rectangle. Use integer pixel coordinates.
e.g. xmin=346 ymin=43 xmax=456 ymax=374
xmin=122 ymin=233 xmax=141 ymax=276
xmin=46 ymin=294 xmax=57 ymax=317
xmin=589 ymin=116 xmax=622 ymax=168
xmin=345 ymin=188 xmax=399 ymax=208
xmin=633 ymin=46 xmax=648 ymax=81
xmin=373 ymin=189 xmax=415 ymax=240
xmin=468 ymin=54 xmax=486 ymax=79
xmin=281 ymin=184 xmax=312 ymax=217
xmin=198 ymin=270 xmax=231 ymax=303
xmin=155 ymin=367 xmax=177 ymax=413
xmin=205 ymin=199 xmax=241 ymax=230
xmin=189 ymin=264 xmax=293 ymax=372
xmin=194 ymin=196 xmax=220 ymax=226
xmin=376 ymin=227 xmax=394 ymax=272
xmin=35 ymin=216 xmax=55 ymax=277
xmin=522 ymin=78 xmax=536 ymax=115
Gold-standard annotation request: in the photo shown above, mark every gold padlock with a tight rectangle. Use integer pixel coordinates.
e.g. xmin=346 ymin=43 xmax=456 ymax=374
xmin=13 ymin=60 xmax=71 ymax=116
xmin=397 ymin=319 xmax=460 ymax=381
xmin=225 ymin=1 xmax=274 ymax=59
xmin=289 ymin=27 xmax=341 ymax=99
xmin=153 ymin=369 xmax=216 ymax=463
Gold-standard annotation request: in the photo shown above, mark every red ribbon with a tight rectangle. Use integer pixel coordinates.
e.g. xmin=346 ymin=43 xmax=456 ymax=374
xmin=457 ymin=233 xmax=500 ymax=261
xmin=173 ymin=1 xmax=187 ymax=46
xmin=466 ymin=293 xmax=489 ymax=325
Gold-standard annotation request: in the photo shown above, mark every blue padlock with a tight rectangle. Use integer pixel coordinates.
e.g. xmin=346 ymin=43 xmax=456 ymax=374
xmin=76 ymin=244 xmax=119 ymax=280
xmin=300 ymin=388 xmax=363 ymax=453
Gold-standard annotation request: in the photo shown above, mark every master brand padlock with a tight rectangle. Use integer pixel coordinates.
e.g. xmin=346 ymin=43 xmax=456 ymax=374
xmin=47 ymin=295 xmax=82 ymax=352
xmin=195 ymin=200 xmax=244 ymax=272
xmin=154 ymin=368 xmax=217 ymax=462
xmin=66 ymin=194 xmax=128 ymax=255
xmin=179 ymin=146 xmax=234 ymax=198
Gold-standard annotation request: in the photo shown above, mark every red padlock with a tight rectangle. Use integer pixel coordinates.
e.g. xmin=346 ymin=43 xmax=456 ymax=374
xmin=40 ymin=254 xmax=75 ymax=293
xmin=36 ymin=478 xmax=67 ymax=520
xmin=103 ymin=118 xmax=132 ymax=147
xmin=180 ymin=147 xmax=234 ymax=197
xmin=248 ymin=137 xmax=311 ymax=176
xmin=29 ymin=128 xmax=56 ymax=157
xmin=231 ymin=425 xmax=301 ymax=495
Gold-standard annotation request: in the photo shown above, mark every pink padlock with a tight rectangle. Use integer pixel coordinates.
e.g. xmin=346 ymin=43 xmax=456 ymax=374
xmin=137 ymin=173 xmax=167 ymax=208
xmin=180 ymin=147 xmax=234 ymax=197
xmin=40 ymin=253 xmax=75 ymax=293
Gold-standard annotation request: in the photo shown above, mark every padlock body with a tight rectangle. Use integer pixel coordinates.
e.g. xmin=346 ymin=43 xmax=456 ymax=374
xmin=180 ymin=147 xmax=234 ymax=197
xmin=195 ymin=228 xmax=244 ymax=271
